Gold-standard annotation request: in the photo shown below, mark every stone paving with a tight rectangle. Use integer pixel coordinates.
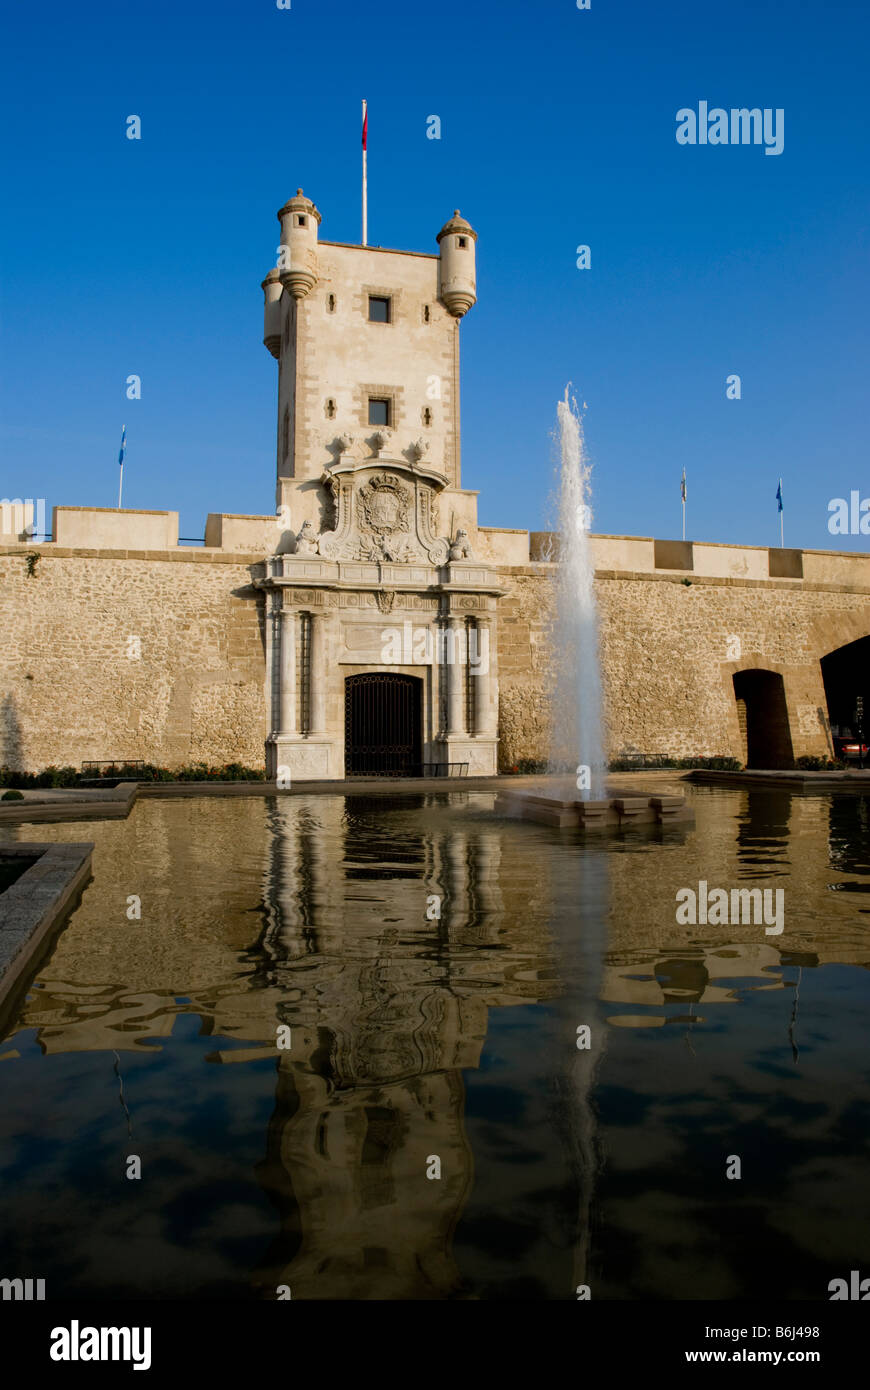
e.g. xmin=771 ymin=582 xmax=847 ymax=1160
xmin=0 ymin=842 xmax=93 ymax=1013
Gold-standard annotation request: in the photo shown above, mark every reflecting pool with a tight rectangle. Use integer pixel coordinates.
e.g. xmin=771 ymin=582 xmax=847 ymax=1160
xmin=1 ymin=783 xmax=868 ymax=1300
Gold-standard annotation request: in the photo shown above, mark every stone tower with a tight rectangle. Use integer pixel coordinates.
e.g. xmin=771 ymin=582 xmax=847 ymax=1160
xmin=257 ymin=192 xmax=502 ymax=782
xmin=261 ymin=192 xmax=478 ymax=524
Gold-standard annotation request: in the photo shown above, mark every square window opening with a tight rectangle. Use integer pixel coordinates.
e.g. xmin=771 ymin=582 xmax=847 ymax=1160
xmin=368 ymin=398 xmax=391 ymax=427
xmin=368 ymin=296 xmax=391 ymax=323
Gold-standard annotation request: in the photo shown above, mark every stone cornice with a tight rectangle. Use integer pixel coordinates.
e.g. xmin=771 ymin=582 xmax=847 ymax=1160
xmin=321 ymin=455 xmax=449 ymax=491
xmin=255 ymin=554 xmax=507 ymax=598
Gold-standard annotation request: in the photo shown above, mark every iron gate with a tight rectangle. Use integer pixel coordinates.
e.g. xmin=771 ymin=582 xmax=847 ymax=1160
xmin=345 ymin=673 xmax=422 ymax=776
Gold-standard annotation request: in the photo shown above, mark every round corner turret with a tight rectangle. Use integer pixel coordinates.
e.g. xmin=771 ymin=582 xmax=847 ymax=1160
xmin=276 ymin=189 xmax=322 ymax=300
xmin=437 ymin=210 xmax=477 ymax=317
xmin=261 ymin=268 xmax=283 ymax=358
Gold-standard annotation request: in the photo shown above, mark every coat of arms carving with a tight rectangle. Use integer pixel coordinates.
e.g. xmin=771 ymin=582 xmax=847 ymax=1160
xmin=316 ymin=464 xmax=451 ymax=564
xmin=357 ymin=474 xmax=410 ymax=540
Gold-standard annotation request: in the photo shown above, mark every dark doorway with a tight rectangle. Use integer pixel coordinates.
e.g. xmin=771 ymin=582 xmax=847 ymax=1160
xmin=821 ymin=636 xmax=870 ymax=758
xmin=732 ymin=669 xmax=794 ymax=769
xmin=345 ymin=673 xmax=422 ymax=776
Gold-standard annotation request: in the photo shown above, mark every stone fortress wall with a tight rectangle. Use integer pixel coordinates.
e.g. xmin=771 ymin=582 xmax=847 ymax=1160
xmin=2 ymin=505 xmax=868 ymax=773
xmin=497 ymin=538 xmax=870 ymax=770
xmin=0 ymin=510 xmax=267 ymax=772
xmin=5 ymin=189 xmax=868 ymax=777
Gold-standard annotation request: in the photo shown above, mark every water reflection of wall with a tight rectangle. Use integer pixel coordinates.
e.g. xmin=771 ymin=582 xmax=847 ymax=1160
xmin=10 ymin=798 xmax=277 ymax=1054
xmin=13 ymin=787 xmax=867 ymax=1057
xmin=600 ymin=787 xmax=870 ymax=1029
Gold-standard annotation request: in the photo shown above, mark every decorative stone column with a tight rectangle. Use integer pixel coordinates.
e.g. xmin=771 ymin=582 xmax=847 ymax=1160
xmin=309 ymin=610 xmax=326 ymax=735
xmin=446 ymin=615 xmax=465 ymax=737
xmin=279 ymin=608 xmax=298 ymax=735
xmin=268 ymin=604 xmax=333 ymax=779
xmin=472 ymin=616 xmax=493 ymax=735
xmin=439 ymin=611 xmax=499 ymax=776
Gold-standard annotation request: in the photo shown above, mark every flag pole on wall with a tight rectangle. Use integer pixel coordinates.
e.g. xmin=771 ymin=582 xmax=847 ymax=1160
xmin=117 ymin=424 xmax=127 ymax=509
xmin=361 ymin=99 xmax=368 ymax=247
xmin=776 ymin=477 xmax=784 ymax=547
xmin=680 ymin=468 xmax=687 ymax=541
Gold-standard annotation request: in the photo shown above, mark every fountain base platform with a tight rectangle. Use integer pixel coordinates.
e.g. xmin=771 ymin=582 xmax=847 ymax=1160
xmin=497 ymin=783 xmax=694 ymax=831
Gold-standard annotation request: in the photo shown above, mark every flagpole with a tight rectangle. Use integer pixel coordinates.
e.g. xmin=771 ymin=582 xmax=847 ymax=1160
xmin=361 ymin=98 xmax=368 ymax=247
xmin=118 ymin=425 xmax=126 ymax=509
xmin=779 ymin=477 xmax=784 ymax=548
xmin=682 ymin=495 xmax=686 ymax=541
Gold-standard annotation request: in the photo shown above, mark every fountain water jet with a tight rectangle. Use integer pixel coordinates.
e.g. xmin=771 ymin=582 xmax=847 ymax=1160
xmin=548 ymin=389 xmax=606 ymax=796
xmin=497 ymin=389 xmax=693 ymax=832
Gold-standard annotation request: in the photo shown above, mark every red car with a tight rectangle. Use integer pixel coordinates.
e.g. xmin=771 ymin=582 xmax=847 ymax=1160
xmin=833 ymin=736 xmax=869 ymax=763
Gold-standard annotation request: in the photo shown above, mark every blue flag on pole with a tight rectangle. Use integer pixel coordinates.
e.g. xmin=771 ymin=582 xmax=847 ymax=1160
xmin=776 ymin=478 xmax=783 ymax=512
xmin=119 ymin=425 xmax=127 ymax=467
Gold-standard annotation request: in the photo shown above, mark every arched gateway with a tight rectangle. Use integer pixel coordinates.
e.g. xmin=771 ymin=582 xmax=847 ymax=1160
xmin=732 ymin=669 xmax=795 ymax=769
xmin=821 ymin=634 xmax=870 ymax=760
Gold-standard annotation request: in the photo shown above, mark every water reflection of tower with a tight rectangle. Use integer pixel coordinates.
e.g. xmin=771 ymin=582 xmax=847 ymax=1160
xmin=250 ymin=794 xmax=539 ymax=1300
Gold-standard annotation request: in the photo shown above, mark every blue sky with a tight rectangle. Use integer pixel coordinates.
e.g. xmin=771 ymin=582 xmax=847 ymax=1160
xmin=1 ymin=0 xmax=867 ymax=549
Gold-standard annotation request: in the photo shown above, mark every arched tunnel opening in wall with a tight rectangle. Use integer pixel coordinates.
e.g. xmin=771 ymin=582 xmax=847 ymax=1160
xmin=732 ymin=669 xmax=795 ymax=769
xmin=821 ymin=635 xmax=870 ymax=758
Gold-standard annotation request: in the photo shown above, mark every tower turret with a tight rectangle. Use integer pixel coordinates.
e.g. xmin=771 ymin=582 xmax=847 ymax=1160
xmin=261 ymin=268 xmax=283 ymax=359
xmin=437 ymin=210 xmax=477 ymax=317
xmin=277 ymin=189 xmax=321 ymax=300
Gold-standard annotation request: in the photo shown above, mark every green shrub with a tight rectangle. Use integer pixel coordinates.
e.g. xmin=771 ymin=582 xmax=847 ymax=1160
xmin=1 ymin=789 xmax=25 ymax=801
xmin=93 ymin=762 xmax=267 ymax=783
xmin=3 ymin=762 xmax=267 ymax=787
xmin=795 ymin=755 xmax=847 ymax=771
xmin=132 ymin=764 xmax=175 ymax=782
xmin=170 ymin=763 xmax=266 ymax=782
xmin=0 ymin=766 xmax=38 ymax=789
xmin=34 ymin=766 xmax=79 ymax=788
xmin=680 ymin=756 xmax=743 ymax=771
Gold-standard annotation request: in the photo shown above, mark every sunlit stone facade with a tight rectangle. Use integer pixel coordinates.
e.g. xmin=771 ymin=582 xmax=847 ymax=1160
xmin=260 ymin=192 xmax=503 ymax=778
